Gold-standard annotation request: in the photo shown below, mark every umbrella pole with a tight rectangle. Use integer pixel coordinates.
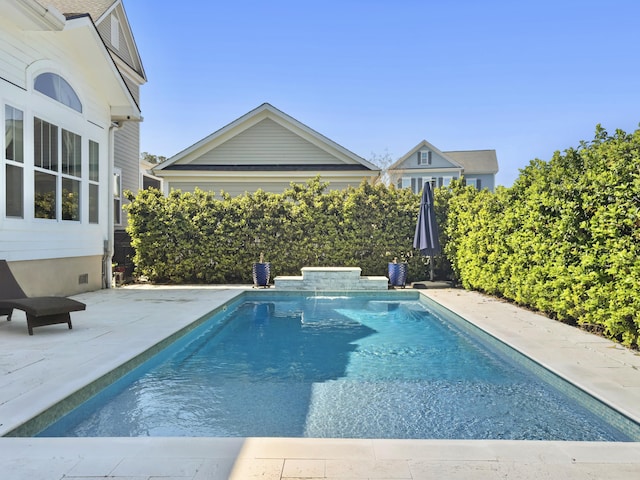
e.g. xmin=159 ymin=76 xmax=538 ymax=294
xmin=429 ymin=256 xmax=434 ymax=281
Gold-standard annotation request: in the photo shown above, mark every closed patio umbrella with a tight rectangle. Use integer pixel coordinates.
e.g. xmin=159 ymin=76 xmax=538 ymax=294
xmin=413 ymin=183 xmax=441 ymax=281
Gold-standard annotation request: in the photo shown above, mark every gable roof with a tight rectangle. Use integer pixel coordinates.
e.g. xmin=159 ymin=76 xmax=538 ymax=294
xmin=389 ymin=140 xmax=464 ymax=170
xmin=389 ymin=140 xmax=498 ymax=175
xmin=157 ymin=103 xmax=380 ymax=172
xmin=42 ymin=0 xmax=146 ymax=82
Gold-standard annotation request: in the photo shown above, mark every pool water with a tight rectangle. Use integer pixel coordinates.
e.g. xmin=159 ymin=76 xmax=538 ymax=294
xmin=38 ymin=292 xmax=639 ymax=440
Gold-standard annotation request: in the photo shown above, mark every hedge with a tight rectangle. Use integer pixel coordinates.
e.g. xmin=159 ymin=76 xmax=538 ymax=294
xmin=445 ymin=126 xmax=640 ymax=348
xmin=125 ymin=178 xmax=447 ymax=285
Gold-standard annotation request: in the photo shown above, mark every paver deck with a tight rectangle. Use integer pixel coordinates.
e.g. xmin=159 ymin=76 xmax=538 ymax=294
xmin=0 ymin=285 xmax=639 ymax=479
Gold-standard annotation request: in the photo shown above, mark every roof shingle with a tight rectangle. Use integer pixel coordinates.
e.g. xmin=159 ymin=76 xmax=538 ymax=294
xmin=39 ymin=0 xmax=115 ymax=21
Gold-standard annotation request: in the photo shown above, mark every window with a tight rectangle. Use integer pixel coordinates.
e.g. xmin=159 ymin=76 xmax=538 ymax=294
xmin=34 ymin=117 xmax=58 ymax=219
xmin=62 ymin=176 xmax=80 ymax=220
xmin=111 ymin=16 xmax=120 ymax=50
xmin=400 ymin=176 xmax=437 ymax=194
xmin=114 ymin=168 xmax=122 ymax=225
xmin=61 ymin=129 xmax=81 ymax=221
xmin=33 ymin=118 xmax=82 ymax=221
xmin=418 ymin=150 xmax=432 ymax=165
xmin=466 ymin=177 xmax=481 ymax=189
xmin=5 ymin=105 xmax=24 ymax=217
xmin=5 ymin=105 xmax=23 ymax=163
xmin=34 ymin=170 xmax=56 ymax=219
xmin=34 ymin=73 xmax=82 ymax=113
xmin=89 ymin=140 xmax=99 ymax=223
xmin=62 ymin=129 xmax=81 ymax=177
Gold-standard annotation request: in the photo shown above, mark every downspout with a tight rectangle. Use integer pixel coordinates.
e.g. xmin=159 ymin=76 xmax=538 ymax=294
xmin=103 ymin=121 xmax=122 ymax=289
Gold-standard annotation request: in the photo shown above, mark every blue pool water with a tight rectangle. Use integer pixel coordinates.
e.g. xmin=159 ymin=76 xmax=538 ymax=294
xmin=38 ymin=292 xmax=639 ymax=440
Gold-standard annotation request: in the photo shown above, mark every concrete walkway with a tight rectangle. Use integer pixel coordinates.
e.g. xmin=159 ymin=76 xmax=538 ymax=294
xmin=0 ymin=285 xmax=639 ymax=479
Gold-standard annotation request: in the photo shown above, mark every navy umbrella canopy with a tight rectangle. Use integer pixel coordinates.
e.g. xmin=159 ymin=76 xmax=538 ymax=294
xmin=413 ymin=183 xmax=440 ymax=280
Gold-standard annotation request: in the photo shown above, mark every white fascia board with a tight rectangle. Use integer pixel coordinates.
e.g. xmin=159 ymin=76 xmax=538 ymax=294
xmin=154 ymin=169 xmax=379 ymax=180
xmin=111 ymin=55 xmax=146 ymax=86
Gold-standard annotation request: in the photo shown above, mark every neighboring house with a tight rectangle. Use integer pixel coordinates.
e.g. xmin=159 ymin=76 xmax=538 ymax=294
xmin=153 ymin=103 xmax=380 ymax=196
xmin=140 ymin=158 xmax=162 ymax=191
xmin=0 ymin=0 xmax=144 ymax=295
xmin=388 ymin=140 xmax=498 ymax=193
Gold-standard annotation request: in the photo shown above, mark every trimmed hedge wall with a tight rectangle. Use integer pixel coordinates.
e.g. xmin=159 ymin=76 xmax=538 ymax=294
xmin=445 ymin=126 xmax=640 ymax=348
xmin=125 ymin=178 xmax=447 ymax=285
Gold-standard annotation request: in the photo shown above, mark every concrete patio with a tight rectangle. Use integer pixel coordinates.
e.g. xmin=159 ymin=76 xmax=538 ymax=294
xmin=0 ymin=285 xmax=639 ymax=479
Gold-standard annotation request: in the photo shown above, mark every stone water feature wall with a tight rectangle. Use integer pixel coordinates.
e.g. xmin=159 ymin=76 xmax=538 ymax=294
xmin=274 ymin=267 xmax=388 ymax=290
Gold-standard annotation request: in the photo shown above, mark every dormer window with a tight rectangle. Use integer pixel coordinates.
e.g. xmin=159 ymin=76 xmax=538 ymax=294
xmin=418 ymin=150 xmax=432 ymax=165
xmin=34 ymin=73 xmax=82 ymax=113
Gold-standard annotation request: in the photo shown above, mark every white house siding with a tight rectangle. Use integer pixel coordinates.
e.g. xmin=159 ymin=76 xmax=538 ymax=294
xmin=0 ymin=7 xmax=133 ymax=295
xmin=190 ymin=118 xmax=354 ymax=166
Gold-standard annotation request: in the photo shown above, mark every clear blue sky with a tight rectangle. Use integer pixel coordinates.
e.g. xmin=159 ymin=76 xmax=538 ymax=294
xmin=124 ymin=0 xmax=640 ymax=187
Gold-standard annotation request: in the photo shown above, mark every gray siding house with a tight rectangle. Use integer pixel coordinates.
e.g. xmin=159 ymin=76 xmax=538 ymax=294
xmin=388 ymin=140 xmax=498 ymax=193
xmin=154 ymin=103 xmax=380 ymax=196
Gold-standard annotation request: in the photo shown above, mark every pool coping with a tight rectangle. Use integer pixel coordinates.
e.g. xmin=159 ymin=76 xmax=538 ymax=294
xmin=1 ymin=285 xmax=639 ymax=479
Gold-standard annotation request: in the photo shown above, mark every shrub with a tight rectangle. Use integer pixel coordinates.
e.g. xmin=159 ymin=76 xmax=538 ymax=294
xmin=444 ymin=126 xmax=640 ymax=348
xmin=125 ymin=178 xmax=444 ymax=285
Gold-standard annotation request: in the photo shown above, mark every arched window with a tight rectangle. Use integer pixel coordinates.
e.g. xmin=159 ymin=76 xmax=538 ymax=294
xmin=34 ymin=72 xmax=82 ymax=113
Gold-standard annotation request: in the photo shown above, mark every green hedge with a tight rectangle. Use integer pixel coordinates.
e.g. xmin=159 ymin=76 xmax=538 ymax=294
xmin=125 ymin=178 xmax=447 ymax=285
xmin=445 ymin=126 xmax=640 ymax=348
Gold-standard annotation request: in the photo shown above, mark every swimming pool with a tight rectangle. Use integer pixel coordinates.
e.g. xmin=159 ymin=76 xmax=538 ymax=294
xmin=37 ymin=291 xmax=640 ymax=440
